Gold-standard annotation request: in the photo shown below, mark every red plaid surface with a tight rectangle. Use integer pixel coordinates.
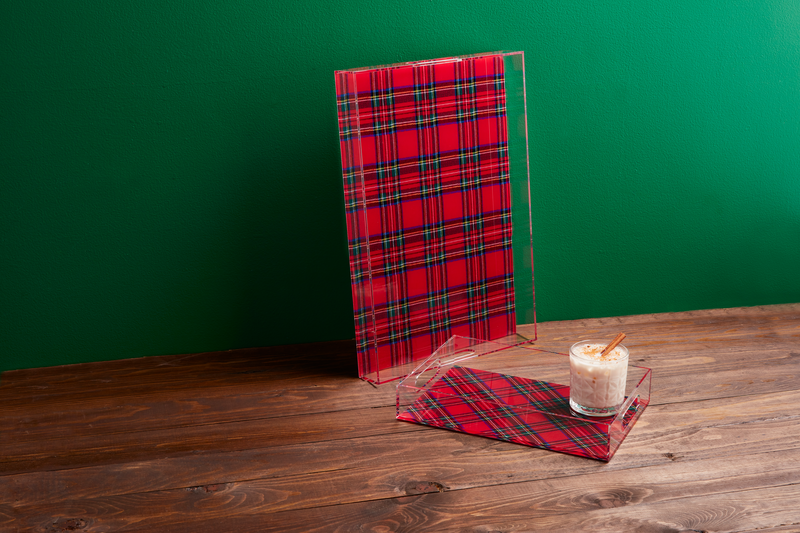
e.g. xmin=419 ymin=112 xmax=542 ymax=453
xmin=336 ymin=54 xmax=516 ymax=381
xmin=397 ymin=366 xmax=645 ymax=461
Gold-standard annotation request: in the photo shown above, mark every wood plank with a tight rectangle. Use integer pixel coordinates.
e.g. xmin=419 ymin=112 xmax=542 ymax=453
xmin=7 ymin=447 xmax=799 ymax=533
xmin=2 ymin=331 xmax=798 ymax=474
xmin=0 ymin=341 xmax=359 ymax=403
xmin=0 ymin=339 xmax=358 ymax=389
xmin=0 ymin=404 xmax=419 ymax=476
xmin=737 ymin=526 xmax=800 ymax=533
xmin=4 ymin=346 xmax=796 ymax=453
xmin=3 ymin=349 xmax=798 ymax=476
xmin=219 ymin=477 xmax=800 ymax=533
xmin=1 ymin=304 xmax=796 ymax=428
xmin=431 ymin=484 xmax=800 ymax=533
xmin=0 ymin=376 xmax=391 ymax=434
xmin=3 ymin=336 xmax=797 ymax=449
xmin=5 ymin=387 xmax=800 ymax=509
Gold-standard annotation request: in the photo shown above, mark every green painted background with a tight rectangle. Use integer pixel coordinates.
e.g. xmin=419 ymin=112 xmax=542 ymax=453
xmin=2 ymin=1 xmax=799 ymax=373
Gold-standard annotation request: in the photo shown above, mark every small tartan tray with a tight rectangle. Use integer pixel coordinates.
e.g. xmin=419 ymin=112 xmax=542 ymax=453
xmin=396 ymin=336 xmax=651 ymax=461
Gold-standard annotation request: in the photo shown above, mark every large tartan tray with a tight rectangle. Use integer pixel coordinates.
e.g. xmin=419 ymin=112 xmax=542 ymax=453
xmin=335 ymin=52 xmax=535 ymax=383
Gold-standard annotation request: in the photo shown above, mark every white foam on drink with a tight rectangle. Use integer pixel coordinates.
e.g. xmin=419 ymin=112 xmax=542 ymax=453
xmin=574 ymin=343 xmax=626 ymax=362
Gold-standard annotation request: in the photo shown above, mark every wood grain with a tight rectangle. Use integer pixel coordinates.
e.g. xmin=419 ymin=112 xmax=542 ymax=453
xmin=6 ymin=387 xmax=800 ymax=509
xmin=1 ymin=303 xmax=799 ymax=532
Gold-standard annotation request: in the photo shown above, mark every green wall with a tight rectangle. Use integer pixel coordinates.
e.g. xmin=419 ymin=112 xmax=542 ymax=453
xmin=2 ymin=1 xmax=799 ymax=372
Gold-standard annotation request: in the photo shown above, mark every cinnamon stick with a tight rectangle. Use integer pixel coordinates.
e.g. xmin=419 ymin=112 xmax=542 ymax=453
xmin=600 ymin=333 xmax=627 ymax=357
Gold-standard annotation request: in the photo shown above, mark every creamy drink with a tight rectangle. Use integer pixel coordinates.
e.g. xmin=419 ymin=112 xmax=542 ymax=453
xmin=569 ymin=340 xmax=629 ymax=417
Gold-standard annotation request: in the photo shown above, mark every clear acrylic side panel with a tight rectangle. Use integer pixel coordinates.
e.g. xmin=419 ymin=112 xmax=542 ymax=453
xmin=335 ymin=51 xmax=535 ymax=384
xmin=397 ymin=337 xmax=651 ymax=461
xmin=503 ymin=52 xmax=536 ymax=332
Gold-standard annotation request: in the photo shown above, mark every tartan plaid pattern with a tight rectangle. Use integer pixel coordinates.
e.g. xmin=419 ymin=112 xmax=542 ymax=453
xmin=336 ymin=54 xmax=516 ymax=380
xmin=397 ymin=366 xmax=645 ymax=461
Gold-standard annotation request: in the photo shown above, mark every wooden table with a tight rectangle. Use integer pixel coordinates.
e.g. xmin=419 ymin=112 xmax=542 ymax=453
xmin=2 ymin=304 xmax=799 ymax=532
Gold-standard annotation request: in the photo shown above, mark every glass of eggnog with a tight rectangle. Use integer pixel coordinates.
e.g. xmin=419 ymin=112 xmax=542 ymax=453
xmin=569 ymin=340 xmax=629 ymax=417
